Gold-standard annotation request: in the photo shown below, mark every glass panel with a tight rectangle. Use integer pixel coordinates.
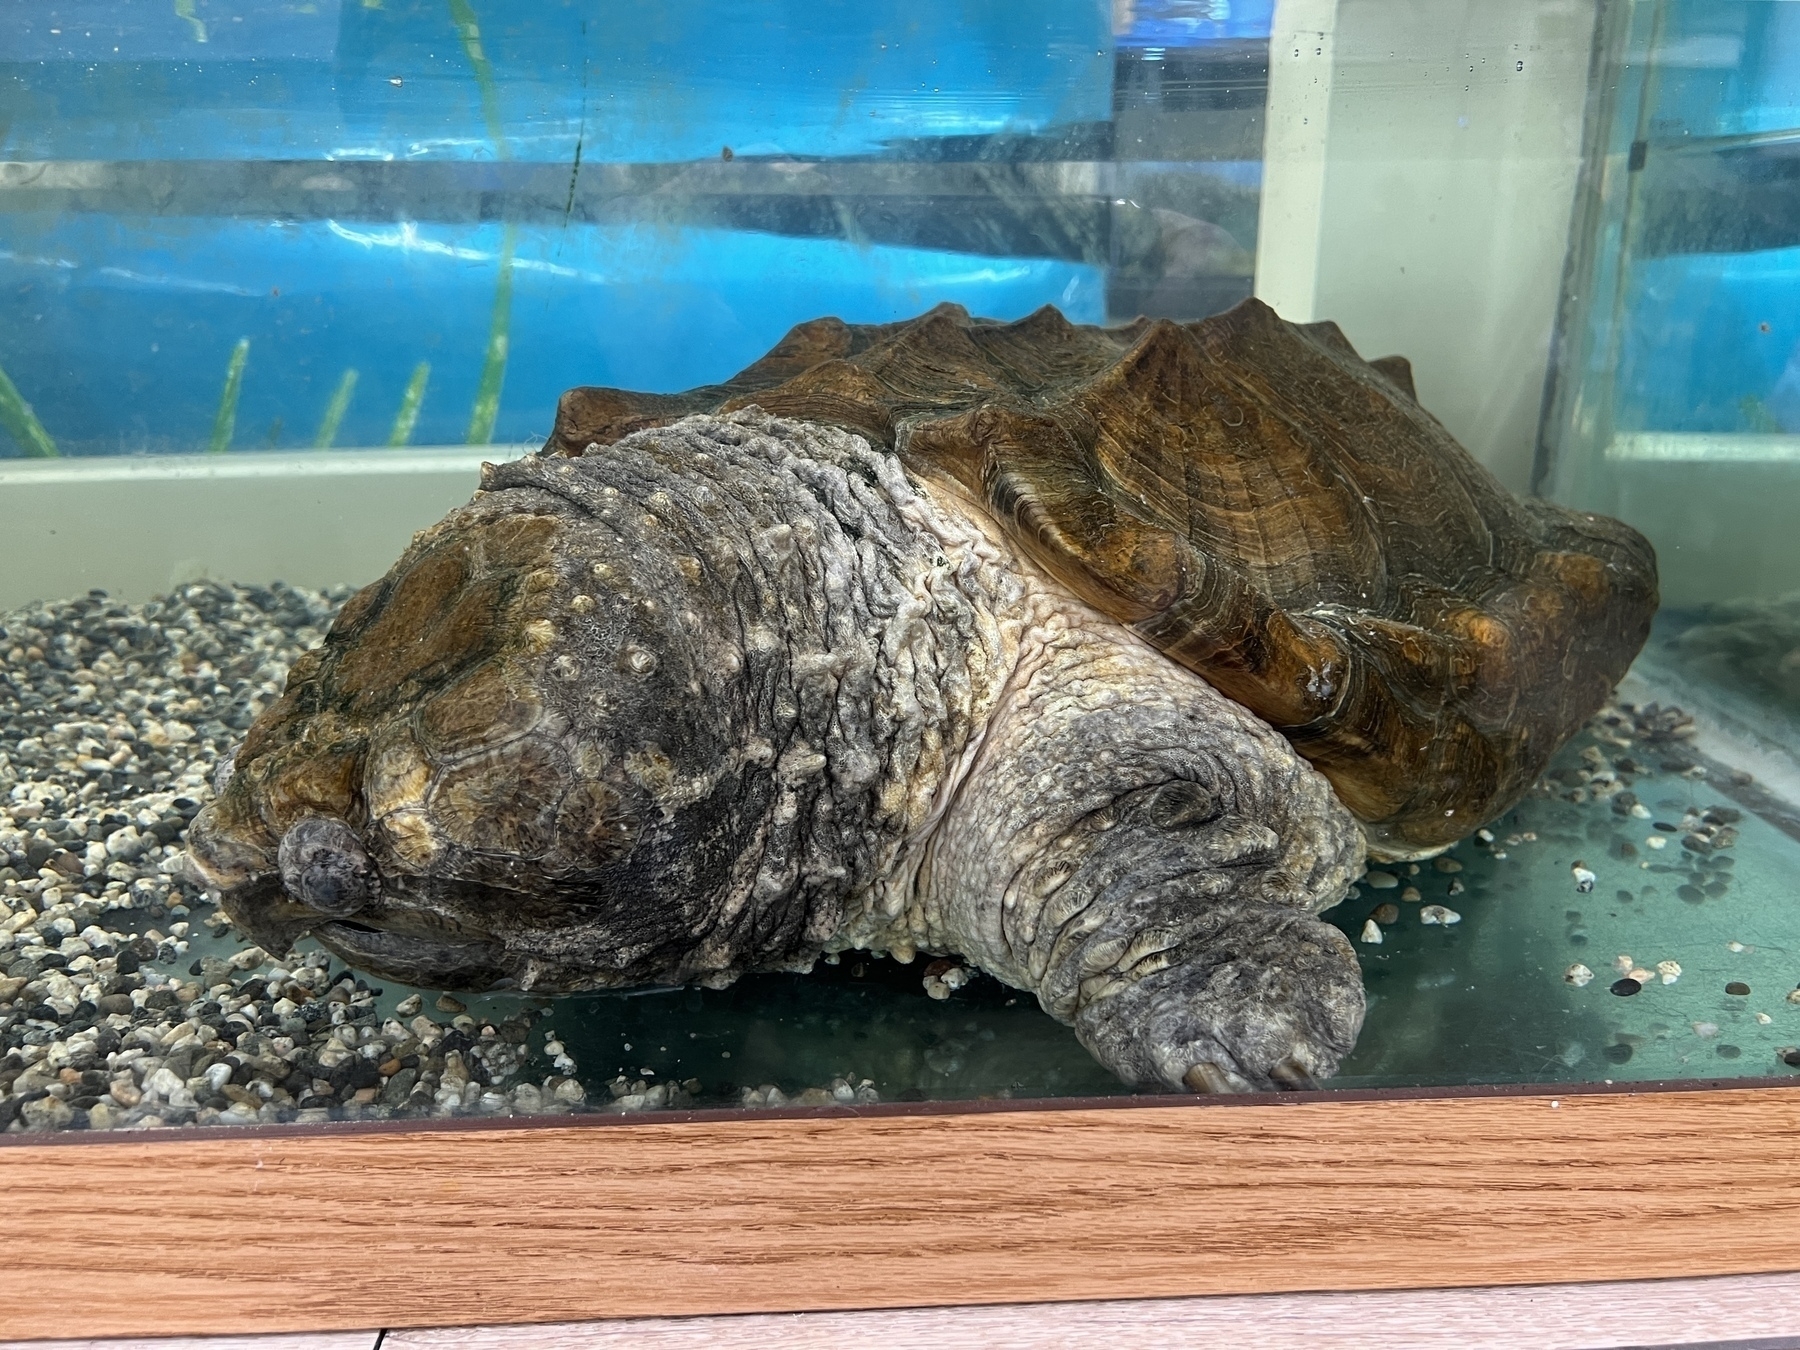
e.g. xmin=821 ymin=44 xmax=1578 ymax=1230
xmin=1540 ymin=0 xmax=1800 ymax=754
xmin=0 ymin=1 xmax=1138 ymax=455
xmin=2 ymin=0 xmax=1799 ymax=1134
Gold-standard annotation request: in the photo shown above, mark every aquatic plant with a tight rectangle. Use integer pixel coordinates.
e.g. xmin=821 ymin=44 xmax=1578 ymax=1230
xmin=314 ymin=368 xmax=360 ymax=449
xmin=450 ymin=0 xmax=514 ymax=445
xmin=467 ymin=224 xmax=516 ymax=445
xmin=389 ymin=361 xmax=431 ymax=446
xmin=208 ymin=337 xmax=250 ymax=455
xmin=0 ymin=361 xmax=57 ymax=458
xmin=447 ymin=0 xmax=506 ymax=148
xmin=174 ymin=0 xmax=207 ymax=44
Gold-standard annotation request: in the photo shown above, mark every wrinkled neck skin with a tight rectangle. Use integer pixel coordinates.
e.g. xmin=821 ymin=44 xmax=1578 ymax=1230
xmin=484 ymin=411 xmax=1030 ymax=987
xmin=540 ymin=412 xmax=1365 ymax=1090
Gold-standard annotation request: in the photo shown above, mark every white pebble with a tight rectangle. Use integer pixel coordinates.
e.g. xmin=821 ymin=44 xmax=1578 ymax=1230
xmin=1656 ymin=960 xmax=1681 ymax=985
xmin=1614 ymin=954 xmax=1635 ymax=974
xmin=1627 ymin=967 xmax=1655 ymax=985
xmin=1565 ymin=963 xmax=1594 ymax=987
xmin=1363 ymin=870 xmax=1398 ymax=890
xmin=1572 ymin=864 xmax=1596 ymax=893
xmin=1728 ymin=941 xmax=1749 ymax=953
xmin=1630 ymin=803 xmax=1651 ymax=819
xmin=1359 ymin=919 xmax=1383 ymax=945
xmin=1419 ymin=905 xmax=1460 ymax=926
xmin=1757 ymin=1013 xmax=1773 ymax=1025
xmin=1645 ymin=835 xmax=1667 ymax=850
xmin=1692 ymin=1021 xmax=1720 ymax=1039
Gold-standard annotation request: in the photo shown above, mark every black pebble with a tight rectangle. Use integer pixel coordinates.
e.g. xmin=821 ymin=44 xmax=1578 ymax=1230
xmin=1603 ymin=1043 xmax=1633 ymax=1064
xmin=1610 ymin=978 xmax=1642 ymax=997
xmin=1726 ymin=981 xmax=1750 ymax=995
xmin=1782 ymin=1050 xmax=1800 ymax=1068
xmin=1717 ymin=1044 xmax=1742 ymax=1059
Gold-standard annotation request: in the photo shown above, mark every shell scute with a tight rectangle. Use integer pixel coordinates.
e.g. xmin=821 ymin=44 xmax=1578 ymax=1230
xmin=546 ymin=298 xmax=1657 ymax=854
xmin=429 ymin=736 xmax=566 ymax=858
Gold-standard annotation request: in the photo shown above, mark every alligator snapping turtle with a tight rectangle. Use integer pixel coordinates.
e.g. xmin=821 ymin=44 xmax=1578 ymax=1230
xmin=188 ymin=300 xmax=1657 ymax=1092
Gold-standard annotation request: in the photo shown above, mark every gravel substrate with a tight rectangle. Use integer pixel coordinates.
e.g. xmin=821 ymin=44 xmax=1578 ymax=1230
xmin=0 ymin=581 xmax=883 ymax=1133
xmin=0 ymin=582 xmax=571 ymax=1131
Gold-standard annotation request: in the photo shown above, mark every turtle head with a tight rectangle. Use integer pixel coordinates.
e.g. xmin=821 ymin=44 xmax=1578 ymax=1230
xmin=186 ymin=468 xmax=772 ymax=994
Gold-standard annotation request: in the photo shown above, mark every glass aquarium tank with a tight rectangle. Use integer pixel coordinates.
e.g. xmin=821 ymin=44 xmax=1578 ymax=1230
xmin=2 ymin=0 xmax=1800 ymax=1139
xmin=1541 ymin=0 xmax=1800 ymax=790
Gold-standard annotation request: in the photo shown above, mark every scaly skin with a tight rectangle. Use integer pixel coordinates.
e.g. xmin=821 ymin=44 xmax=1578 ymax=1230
xmin=188 ymin=411 xmax=1364 ymax=1091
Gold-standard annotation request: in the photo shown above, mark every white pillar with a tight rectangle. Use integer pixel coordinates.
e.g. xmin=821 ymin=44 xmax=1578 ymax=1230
xmin=1254 ymin=0 xmax=1341 ymax=322
xmin=1255 ymin=0 xmax=1602 ymax=490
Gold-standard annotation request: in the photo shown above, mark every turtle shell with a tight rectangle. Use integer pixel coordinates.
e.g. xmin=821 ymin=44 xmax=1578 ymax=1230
xmin=546 ymin=300 xmax=1658 ymax=855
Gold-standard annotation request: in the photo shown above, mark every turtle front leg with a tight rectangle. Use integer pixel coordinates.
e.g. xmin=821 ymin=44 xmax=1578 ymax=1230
xmin=1058 ymin=825 xmax=1366 ymax=1092
xmin=916 ymin=627 xmax=1366 ymax=1092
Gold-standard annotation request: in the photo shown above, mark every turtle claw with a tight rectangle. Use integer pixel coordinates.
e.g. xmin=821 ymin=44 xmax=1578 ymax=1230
xmin=1269 ymin=1056 xmax=1318 ymax=1091
xmin=1182 ymin=1061 xmax=1239 ymax=1094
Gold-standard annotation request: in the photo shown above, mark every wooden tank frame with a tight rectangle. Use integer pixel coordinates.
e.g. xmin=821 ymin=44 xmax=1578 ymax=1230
xmin=5 ymin=1078 xmax=1800 ymax=1339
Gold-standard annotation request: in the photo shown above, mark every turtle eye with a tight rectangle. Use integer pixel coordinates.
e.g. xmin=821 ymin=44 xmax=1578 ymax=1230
xmin=278 ymin=817 xmax=379 ymax=917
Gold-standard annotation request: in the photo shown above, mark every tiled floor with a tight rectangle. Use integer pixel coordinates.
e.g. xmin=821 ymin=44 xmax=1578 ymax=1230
xmin=7 ymin=1273 xmax=1800 ymax=1350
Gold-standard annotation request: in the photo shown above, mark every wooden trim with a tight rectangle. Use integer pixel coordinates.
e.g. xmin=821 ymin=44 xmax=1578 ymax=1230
xmin=5 ymin=1084 xmax=1800 ymax=1341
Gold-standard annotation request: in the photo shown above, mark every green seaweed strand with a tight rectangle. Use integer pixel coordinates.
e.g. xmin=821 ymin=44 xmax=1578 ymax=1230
xmin=389 ymin=362 xmax=430 ymax=447
xmin=313 ymin=368 xmax=360 ymax=449
xmin=208 ymin=338 xmax=250 ymax=455
xmin=0 ymin=362 xmax=58 ymax=458
xmin=447 ymin=0 xmax=507 ymax=150
xmin=448 ymin=0 xmax=514 ymax=445
xmin=466 ymin=223 xmax=515 ymax=445
xmin=174 ymin=0 xmax=207 ymax=43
